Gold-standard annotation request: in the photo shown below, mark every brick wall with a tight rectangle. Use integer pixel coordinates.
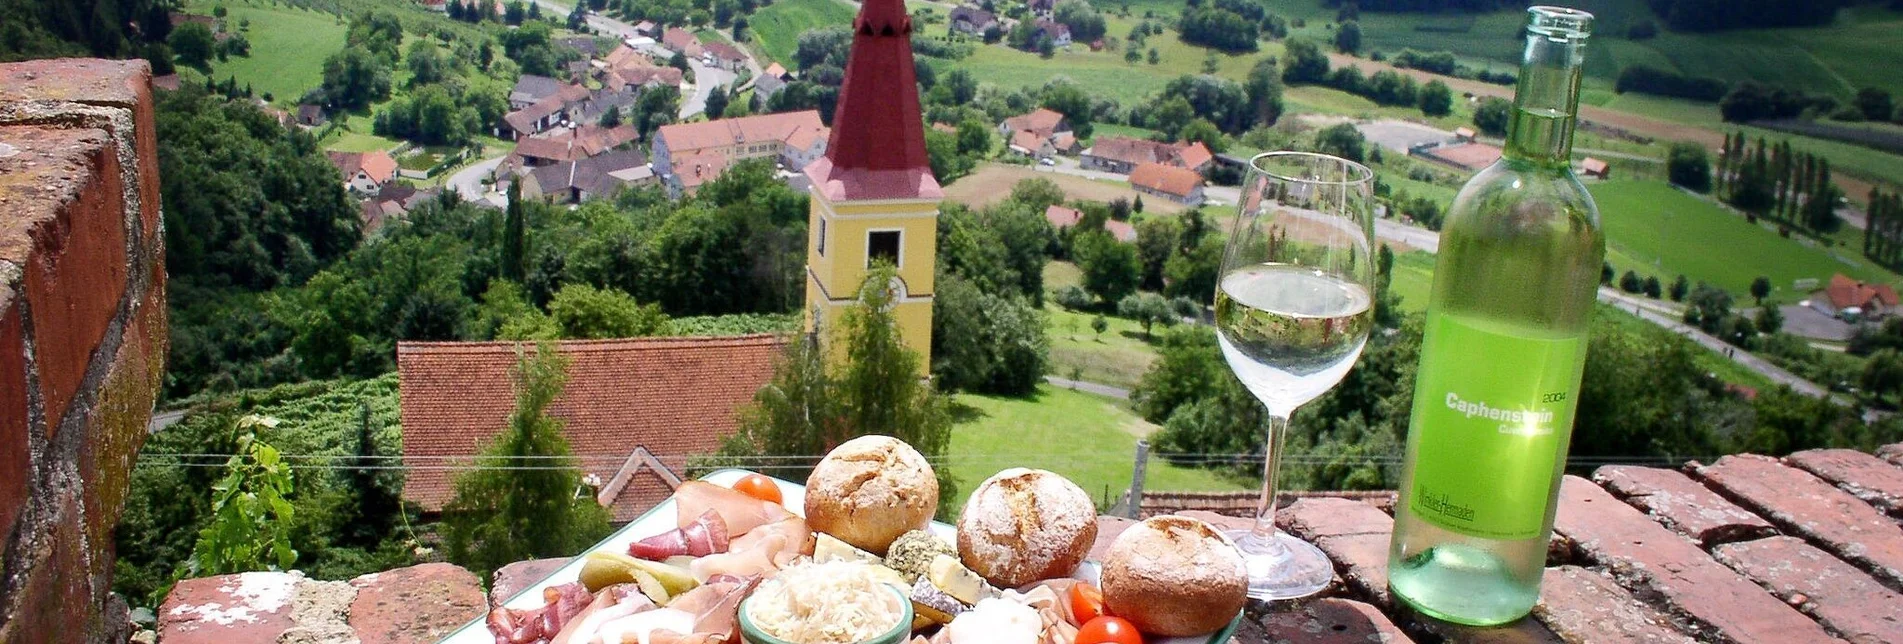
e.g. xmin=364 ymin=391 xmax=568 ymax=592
xmin=0 ymin=59 xmax=167 ymax=643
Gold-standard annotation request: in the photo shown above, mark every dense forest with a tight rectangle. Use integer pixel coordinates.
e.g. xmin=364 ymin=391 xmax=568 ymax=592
xmin=0 ymin=0 xmax=171 ymax=62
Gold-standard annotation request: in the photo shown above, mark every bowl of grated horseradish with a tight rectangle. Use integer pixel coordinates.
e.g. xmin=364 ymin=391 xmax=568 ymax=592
xmin=739 ymin=561 xmax=914 ymax=644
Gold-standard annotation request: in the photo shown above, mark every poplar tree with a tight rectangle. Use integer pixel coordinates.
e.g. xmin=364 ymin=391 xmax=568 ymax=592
xmin=503 ymin=180 xmax=527 ymax=283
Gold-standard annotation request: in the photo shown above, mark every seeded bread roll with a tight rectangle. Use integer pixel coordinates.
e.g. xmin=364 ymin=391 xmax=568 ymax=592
xmin=804 ymin=435 xmax=939 ymax=555
xmin=1100 ymin=516 xmax=1248 ymax=636
xmin=955 ymin=468 xmax=1098 ymax=588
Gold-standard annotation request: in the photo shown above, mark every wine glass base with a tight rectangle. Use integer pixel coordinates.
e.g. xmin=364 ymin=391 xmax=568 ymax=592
xmin=1225 ymin=529 xmax=1336 ymax=601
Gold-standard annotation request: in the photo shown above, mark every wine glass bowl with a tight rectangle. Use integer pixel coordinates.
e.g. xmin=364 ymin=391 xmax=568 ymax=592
xmin=1215 ymin=152 xmax=1376 ymax=601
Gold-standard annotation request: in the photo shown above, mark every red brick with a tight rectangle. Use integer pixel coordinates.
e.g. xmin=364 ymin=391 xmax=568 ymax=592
xmin=348 ymin=563 xmax=486 ymax=644
xmin=1713 ymin=536 xmax=1903 ymax=643
xmin=1880 ymin=442 xmax=1902 ymax=467
xmin=491 ymin=558 xmax=569 ymax=609
xmin=1593 ymin=465 xmax=1774 ymax=546
xmin=0 ymin=59 xmax=159 ymax=247
xmin=1274 ymin=500 xmax=1394 ymax=606
xmin=0 ymin=492 xmax=96 ymax=644
xmin=1534 ymin=566 xmax=1695 ymax=643
xmin=1785 ymin=448 xmax=1903 ymax=519
xmin=0 ymin=125 xmax=129 ymax=437
xmin=1086 ymin=515 xmax=1136 ymax=564
xmin=1699 ymin=455 xmax=1903 ymax=588
xmin=1551 ymin=476 xmax=1835 ymax=642
xmin=158 ymin=572 xmax=303 ymax=644
xmin=76 ymin=282 xmax=162 ymax=581
xmin=0 ymin=303 xmax=28 ymax=549
xmin=1249 ymin=598 xmax=1414 ymax=643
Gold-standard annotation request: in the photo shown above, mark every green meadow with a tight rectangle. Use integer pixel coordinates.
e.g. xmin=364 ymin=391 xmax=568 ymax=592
xmin=181 ymin=0 xmax=349 ymax=103
xmin=747 ymin=0 xmax=856 ymax=65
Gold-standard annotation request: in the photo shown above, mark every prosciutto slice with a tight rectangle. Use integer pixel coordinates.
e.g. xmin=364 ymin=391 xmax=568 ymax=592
xmin=672 ymin=481 xmax=794 ymax=536
xmin=487 ymin=582 xmax=595 ymax=644
xmin=550 ymin=586 xmax=656 ymax=644
xmin=629 ymin=510 xmax=730 ymax=560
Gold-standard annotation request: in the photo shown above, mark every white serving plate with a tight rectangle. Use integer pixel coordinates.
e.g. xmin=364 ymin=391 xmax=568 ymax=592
xmin=437 ymin=469 xmax=1240 ymax=643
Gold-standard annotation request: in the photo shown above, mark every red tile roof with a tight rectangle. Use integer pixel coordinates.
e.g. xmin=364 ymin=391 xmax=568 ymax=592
xmin=703 ymin=41 xmax=746 ymax=63
xmin=662 ymin=27 xmax=702 ymax=56
xmin=1004 ymin=107 xmax=1065 ymax=138
xmin=1128 ymin=162 xmax=1203 ymax=198
xmin=1580 ymin=157 xmax=1610 ymax=175
xmin=398 ymin=336 xmax=785 ymax=522
xmin=806 ymin=0 xmax=939 ymax=202
xmin=1823 ymin=273 xmax=1899 ymax=311
xmin=657 ymin=111 xmax=826 ymax=156
xmin=1103 ymin=219 xmax=1137 ymax=243
xmin=1176 ymin=141 xmax=1213 ymax=171
xmin=1085 ymin=136 xmax=1206 ymax=169
xmin=1010 ymin=129 xmax=1046 ymax=154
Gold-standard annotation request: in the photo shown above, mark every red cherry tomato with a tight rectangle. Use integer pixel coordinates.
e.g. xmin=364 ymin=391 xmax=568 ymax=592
xmin=1068 ymin=582 xmax=1107 ymax=625
xmin=732 ymin=473 xmax=783 ymax=504
xmin=1077 ymin=616 xmax=1143 ymax=644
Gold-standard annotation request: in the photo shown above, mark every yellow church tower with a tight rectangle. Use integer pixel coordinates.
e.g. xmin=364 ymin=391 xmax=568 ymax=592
xmin=801 ymin=0 xmax=942 ymax=375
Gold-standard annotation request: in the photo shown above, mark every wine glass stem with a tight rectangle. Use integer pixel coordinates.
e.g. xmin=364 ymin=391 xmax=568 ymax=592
xmin=1252 ymin=413 xmax=1292 ymax=544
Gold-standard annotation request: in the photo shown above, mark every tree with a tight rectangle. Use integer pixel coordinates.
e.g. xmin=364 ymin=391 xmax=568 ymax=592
xmin=955 ymin=118 xmax=993 ymax=156
xmin=924 ymin=127 xmax=970 ymax=183
xmin=503 ymin=181 xmax=527 ymax=283
xmin=1669 ymin=275 xmax=1690 ymax=302
xmin=1619 ymin=270 xmax=1643 ymax=293
xmin=442 ymin=344 xmax=610 ymax=577
xmin=721 ymin=266 xmax=957 ymax=507
xmin=1314 ymin=123 xmax=1366 ymax=163
xmin=1244 ymin=56 xmax=1285 ymax=128
xmin=347 ymin=11 xmax=404 ymax=61
xmin=1125 ymin=47 xmax=1141 ymax=65
xmin=1178 ymin=119 xmax=1228 ymax=154
xmin=547 ymin=284 xmax=669 ymax=339
xmin=405 ymin=40 xmax=448 ymax=87
xmin=1118 ymin=292 xmax=1177 ymax=337
xmin=320 ymin=46 xmax=394 ymax=110
xmin=1177 ymin=4 xmax=1259 ymax=52
xmin=1281 ymin=38 xmax=1329 ymax=84
xmin=1052 ymin=0 xmax=1107 ymax=43
xmin=1091 ymin=315 xmax=1109 ymax=338
xmin=1755 ymin=305 xmax=1783 ymax=334
xmin=1856 ymin=88 xmax=1895 ymax=123
xmin=1667 ymin=142 xmax=1712 ymax=193
xmin=170 ymin=22 xmax=216 ymax=68
xmin=1863 ymin=349 xmax=1903 ymax=404
xmin=1147 ymin=47 xmax=1160 ymax=65
xmin=1134 ymin=216 xmax=1183 ymax=291
xmin=1682 ymin=282 xmax=1733 ymax=334
xmin=932 ymin=272 xmax=1050 ymax=394
xmin=706 ymin=88 xmax=730 ymax=120
xmin=1418 ymin=80 xmax=1452 ymax=117
xmin=1471 ymin=97 xmax=1511 ymax=137
xmin=1643 ymin=275 xmax=1662 ymax=299
xmin=1073 ymin=231 xmax=1142 ymax=305
xmin=1749 ymin=276 xmax=1772 ymax=304
xmin=1334 ymin=20 xmax=1361 ymax=54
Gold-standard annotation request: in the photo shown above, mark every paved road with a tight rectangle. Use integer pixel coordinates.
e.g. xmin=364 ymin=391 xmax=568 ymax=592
xmin=1599 ymin=288 xmax=1830 ymax=397
xmin=446 ymin=155 xmax=506 ymax=203
xmin=1045 ymin=376 xmax=1131 ymax=400
xmin=148 ymin=409 xmax=187 ymax=434
xmin=528 ymin=0 xmax=738 ymax=118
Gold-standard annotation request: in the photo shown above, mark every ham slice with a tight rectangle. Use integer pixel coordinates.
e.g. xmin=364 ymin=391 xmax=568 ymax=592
xmin=487 ymin=583 xmax=594 ymax=644
xmin=550 ymin=586 xmax=656 ymax=644
xmin=689 ymin=533 xmax=785 ymax=582
xmin=729 ymin=517 xmax=813 ymax=565
xmin=629 ymin=510 xmax=730 ymax=560
xmin=673 ymin=481 xmax=794 ymax=536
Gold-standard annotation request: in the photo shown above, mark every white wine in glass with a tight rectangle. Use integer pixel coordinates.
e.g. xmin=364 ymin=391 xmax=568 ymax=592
xmin=1215 ymin=151 xmax=1376 ymax=601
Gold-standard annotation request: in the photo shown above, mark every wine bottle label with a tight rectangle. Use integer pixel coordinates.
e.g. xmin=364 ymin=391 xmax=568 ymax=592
xmin=1404 ymin=310 xmax=1586 ymax=541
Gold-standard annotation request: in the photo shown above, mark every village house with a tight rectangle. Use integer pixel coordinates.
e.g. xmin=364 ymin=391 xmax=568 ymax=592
xmin=1129 ymin=162 xmax=1206 ymax=206
xmin=1027 ymin=0 xmax=1054 ymax=16
xmin=634 ymin=20 xmax=660 ymax=37
xmin=327 ymin=150 xmax=399 ymax=195
xmin=398 ymin=336 xmax=785 ymax=522
xmin=1580 ymin=157 xmax=1611 ymax=179
xmin=296 ymin=103 xmax=327 ymax=127
xmin=500 ymin=95 xmax=569 ymax=139
xmin=1081 ymin=136 xmax=1213 ymax=174
xmin=360 ymin=183 xmax=440 ymax=234
xmin=1414 ymin=140 xmax=1503 ymax=172
xmin=949 ymin=6 xmax=998 ymax=35
xmin=506 ymin=124 xmax=641 ymax=171
xmin=1813 ymin=274 xmax=1900 ymax=320
xmin=651 ymin=111 xmax=829 ymax=196
xmin=662 ymin=27 xmax=703 ymax=58
xmin=1009 ymin=130 xmax=1056 ymax=159
xmin=752 ymin=62 xmax=792 ymax=106
xmin=509 ymin=74 xmax=578 ymax=110
xmin=555 ymin=35 xmax=600 ymax=58
xmin=1031 ymin=18 xmax=1071 ymax=48
xmin=522 ymin=149 xmax=657 ymax=204
xmin=1000 ymin=107 xmax=1068 ymax=140
xmin=702 ymin=41 xmax=748 ymax=72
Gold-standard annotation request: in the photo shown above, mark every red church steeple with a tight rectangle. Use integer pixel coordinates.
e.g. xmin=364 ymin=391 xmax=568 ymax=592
xmin=802 ymin=0 xmax=942 ymax=201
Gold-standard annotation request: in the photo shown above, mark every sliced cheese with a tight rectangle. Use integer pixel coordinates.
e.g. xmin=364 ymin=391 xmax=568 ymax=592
xmin=813 ymin=533 xmax=881 ymax=565
xmin=927 ymin=555 xmax=992 ymax=606
xmin=865 ymin=564 xmax=909 ymax=589
xmin=909 ymin=578 xmax=967 ymax=625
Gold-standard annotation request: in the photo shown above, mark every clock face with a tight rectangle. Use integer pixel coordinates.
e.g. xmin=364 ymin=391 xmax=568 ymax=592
xmin=882 ymin=276 xmax=906 ymax=312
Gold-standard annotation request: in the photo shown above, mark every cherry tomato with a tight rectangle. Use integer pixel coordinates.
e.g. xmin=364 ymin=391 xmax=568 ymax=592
xmin=1068 ymin=582 xmax=1107 ymax=625
xmin=1077 ymin=616 xmax=1143 ymax=644
xmin=732 ymin=473 xmax=783 ymax=504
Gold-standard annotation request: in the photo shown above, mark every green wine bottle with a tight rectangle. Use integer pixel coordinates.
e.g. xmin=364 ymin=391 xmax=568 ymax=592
xmin=1387 ymin=6 xmax=1603 ymax=627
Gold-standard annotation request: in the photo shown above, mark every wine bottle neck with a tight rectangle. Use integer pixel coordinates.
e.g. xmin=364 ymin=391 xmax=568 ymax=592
xmin=1504 ymin=9 xmax=1590 ymax=167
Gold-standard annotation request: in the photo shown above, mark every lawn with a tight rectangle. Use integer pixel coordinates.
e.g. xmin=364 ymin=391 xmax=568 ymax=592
xmin=944 ymin=163 xmax=1184 ymax=213
xmin=747 ymin=0 xmax=856 ymax=65
xmin=1593 ymin=304 xmax=1776 ymax=391
xmin=1590 ymin=180 xmax=1902 ymax=297
xmin=181 ymin=0 xmax=349 ymax=104
xmin=1387 ymin=249 xmax=1437 ymax=314
xmin=319 ymin=113 xmax=402 ymax=153
xmin=946 ymin=385 xmax=1249 ymax=513
xmin=1044 ymin=300 xmax=1164 ymax=391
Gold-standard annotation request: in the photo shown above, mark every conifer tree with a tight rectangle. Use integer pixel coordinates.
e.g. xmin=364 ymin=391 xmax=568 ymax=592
xmin=503 ymin=180 xmax=527 ymax=283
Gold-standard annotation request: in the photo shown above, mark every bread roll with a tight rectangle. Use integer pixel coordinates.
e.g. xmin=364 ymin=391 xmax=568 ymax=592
xmin=804 ymin=435 xmax=938 ymax=555
xmin=1100 ymin=516 xmax=1248 ymax=636
xmin=956 ymin=468 xmax=1097 ymax=588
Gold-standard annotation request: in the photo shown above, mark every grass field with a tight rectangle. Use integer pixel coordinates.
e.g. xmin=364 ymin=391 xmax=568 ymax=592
xmin=944 ymin=163 xmax=1185 ymax=212
xmin=1590 ymin=180 xmax=1901 ymax=297
xmin=1045 ymin=301 xmax=1164 ymax=391
xmin=1594 ymin=304 xmax=1777 ymax=391
xmin=947 ymin=385 xmax=1248 ymax=511
xmin=1388 ymin=249 xmax=1437 ymax=313
xmin=181 ymin=0 xmax=349 ymax=103
xmin=747 ymin=0 xmax=856 ymax=65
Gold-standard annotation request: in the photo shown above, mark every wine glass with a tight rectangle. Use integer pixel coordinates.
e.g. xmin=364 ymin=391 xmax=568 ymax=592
xmin=1215 ymin=152 xmax=1376 ymax=600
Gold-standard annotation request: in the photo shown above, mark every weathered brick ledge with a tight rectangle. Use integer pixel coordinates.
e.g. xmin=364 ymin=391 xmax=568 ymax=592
xmin=0 ymin=58 xmax=167 ymax=643
xmin=157 ymin=563 xmax=485 ymax=644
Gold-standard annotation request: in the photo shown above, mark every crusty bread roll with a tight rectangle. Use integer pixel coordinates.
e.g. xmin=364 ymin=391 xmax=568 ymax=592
xmin=956 ymin=468 xmax=1097 ymax=588
xmin=1100 ymin=516 xmax=1248 ymax=636
xmin=804 ymin=435 xmax=938 ymax=555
